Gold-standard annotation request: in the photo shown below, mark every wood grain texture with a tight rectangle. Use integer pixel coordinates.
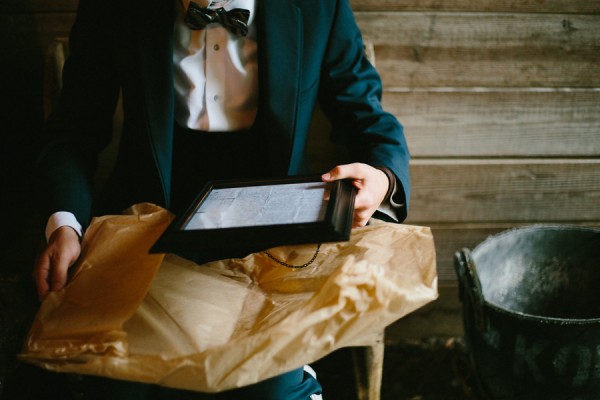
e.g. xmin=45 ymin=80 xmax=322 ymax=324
xmin=4 ymin=11 xmax=599 ymax=89
xmin=407 ymin=159 xmax=600 ymax=223
xmin=382 ymin=89 xmax=600 ymax=157
xmin=355 ymin=12 xmax=600 ymax=88
xmin=3 ymin=0 xmax=600 ymax=14
xmin=350 ymin=0 xmax=600 ymax=14
xmin=355 ymin=13 xmax=600 ymax=51
xmin=386 ymin=285 xmax=463 ymax=339
xmin=0 ymin=13 xmax=75 ymax=50
xmin=0 ymin=0 xmax=76 ymax=13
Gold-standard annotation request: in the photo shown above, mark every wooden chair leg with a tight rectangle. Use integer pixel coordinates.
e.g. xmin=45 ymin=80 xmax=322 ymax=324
xmin=351 ymin=331 xmax=385 ymax=400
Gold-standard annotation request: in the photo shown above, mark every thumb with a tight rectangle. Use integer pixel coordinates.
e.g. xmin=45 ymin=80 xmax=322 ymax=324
xmin=321 ymin=163 xmax=363 ymax=182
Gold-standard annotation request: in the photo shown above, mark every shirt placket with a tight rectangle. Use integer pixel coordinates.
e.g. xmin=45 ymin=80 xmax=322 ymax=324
xmin=204 ymin=27 xmax=229 ymax=131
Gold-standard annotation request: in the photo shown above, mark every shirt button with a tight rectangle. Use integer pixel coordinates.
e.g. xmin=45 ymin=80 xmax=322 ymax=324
xmin=213 ymin=95 xmax=219 ymax=101
xmin=213 ymin=44 xmax=220 ymax=51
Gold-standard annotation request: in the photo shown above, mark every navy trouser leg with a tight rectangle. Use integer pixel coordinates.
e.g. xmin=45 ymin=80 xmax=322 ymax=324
xmin=216 ymin=367 xmax=322 ymax=400
xmin=78 ymin=367 xmax=322 ymax=400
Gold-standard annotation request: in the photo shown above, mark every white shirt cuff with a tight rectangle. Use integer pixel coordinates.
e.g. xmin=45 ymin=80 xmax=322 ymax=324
xmin=45 ymin=211 xmax=83 ymax=242
xmin=374 ymin=170 xmax=404 ymax=222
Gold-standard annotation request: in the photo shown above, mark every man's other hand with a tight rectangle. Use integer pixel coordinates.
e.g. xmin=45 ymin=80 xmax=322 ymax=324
xmin=34 ymin=226 xmax=81 ymax=300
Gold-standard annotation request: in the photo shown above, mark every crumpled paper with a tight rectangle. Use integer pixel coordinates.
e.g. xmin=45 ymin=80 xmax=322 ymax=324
xmin=20 ymin=203 xmax=437 ymax=392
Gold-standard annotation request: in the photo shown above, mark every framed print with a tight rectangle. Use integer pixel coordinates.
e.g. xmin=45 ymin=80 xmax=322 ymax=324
xmin=150 ymin=176 xmax=356 ymax=258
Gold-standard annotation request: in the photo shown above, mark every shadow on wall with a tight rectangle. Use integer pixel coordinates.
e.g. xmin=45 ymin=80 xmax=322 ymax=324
xmin=0 ymin=2 xmax=47 ymax=267
xmin=0 ymin=0 xmax=53 ymax=393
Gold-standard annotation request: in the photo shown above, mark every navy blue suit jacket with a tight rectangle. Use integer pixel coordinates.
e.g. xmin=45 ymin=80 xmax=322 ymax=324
xmin=38 ymin=0 xmax=410 ymax=226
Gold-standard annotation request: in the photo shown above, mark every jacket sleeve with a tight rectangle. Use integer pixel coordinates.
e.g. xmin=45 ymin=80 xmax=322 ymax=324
xmin=317 ymin=0 xmax=410 ymax=222
xmin=36 ymin=0 xmax=120 ymax=227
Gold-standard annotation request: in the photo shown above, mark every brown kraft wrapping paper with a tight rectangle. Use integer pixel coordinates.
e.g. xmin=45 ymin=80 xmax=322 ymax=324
xmin=20 ymin=203 xmax=438 ymax=393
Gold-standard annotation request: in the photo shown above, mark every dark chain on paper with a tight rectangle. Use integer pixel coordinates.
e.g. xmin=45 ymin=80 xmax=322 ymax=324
xmin=264 ymin=243 xmax=322 ymax=269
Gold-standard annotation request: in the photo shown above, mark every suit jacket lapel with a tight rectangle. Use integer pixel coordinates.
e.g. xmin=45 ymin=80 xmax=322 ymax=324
xmin=133 ymin=0 xmax=303 ymax=201
xmin=135 ymin=0 xmax=176 ymax=206
xmin=256 ymin=0 xmax=303 ymax=175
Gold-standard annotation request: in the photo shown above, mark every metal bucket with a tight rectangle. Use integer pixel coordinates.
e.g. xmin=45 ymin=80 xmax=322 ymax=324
xmin=454 ymin=225 xmax=600 ymax=399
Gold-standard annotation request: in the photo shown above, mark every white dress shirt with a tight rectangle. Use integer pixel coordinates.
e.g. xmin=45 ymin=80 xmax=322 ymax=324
xmin=174 ymin=0 xmax=258 ymax=131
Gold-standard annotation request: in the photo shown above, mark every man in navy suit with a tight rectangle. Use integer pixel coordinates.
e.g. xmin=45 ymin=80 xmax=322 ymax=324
xmin=33 ymin=0 xmax=410 ymax=398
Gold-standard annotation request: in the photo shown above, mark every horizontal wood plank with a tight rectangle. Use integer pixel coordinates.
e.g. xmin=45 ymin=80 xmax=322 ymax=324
xmin=355 ymin=12 xmax=600 ymax=88
xmin=307 ymin=89 xmax=600 ymax=166
xmin=4 ymin=13 xmax=600 ymax=88
xmin=0 ymin=13 xmax=75 ymax=144
xmin=351 ymin=0 xmax=600 ymax=14
xmin=356 ymin=13 xmax=600 ymax=53
xmin=382 ymin=89 xmax=600 ymax=157
xmin=4 ymin=0 xmax=599 ymax=15
xmin=0 ymin=0 xmax=76 ymax=13
xmin=407 ymin=159 xmax=600 ymax=224
xmin=0 ymin=13 xmax=75 ymax=50
xmin=386 ymin=284 xmax=463 ymax=340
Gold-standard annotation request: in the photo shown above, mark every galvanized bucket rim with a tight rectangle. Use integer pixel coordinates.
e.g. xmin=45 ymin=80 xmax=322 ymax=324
xmin=482 ymin=298 xmax=600 ymax=325
xmin=467 ymin=224 xmax=600 ymax=325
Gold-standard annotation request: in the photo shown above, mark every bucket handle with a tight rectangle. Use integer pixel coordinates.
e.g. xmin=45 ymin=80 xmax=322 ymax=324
xmin=454 ymin=248 xmax=488 ymax=331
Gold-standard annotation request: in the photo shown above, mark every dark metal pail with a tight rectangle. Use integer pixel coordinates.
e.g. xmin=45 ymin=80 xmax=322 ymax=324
xmin=454 ymin=225 xmax=600 ymax=400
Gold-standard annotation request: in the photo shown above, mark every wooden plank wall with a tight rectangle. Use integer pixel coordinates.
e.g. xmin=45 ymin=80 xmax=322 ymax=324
xmin=1 ymin=1 xmax=599 ymax=341
xmin=351 ymin=0 xmax=600 ymax=340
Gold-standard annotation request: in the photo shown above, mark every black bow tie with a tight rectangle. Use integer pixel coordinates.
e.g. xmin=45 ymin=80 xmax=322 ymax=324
xmin=185 ymin=2 xmax=250 ymax=37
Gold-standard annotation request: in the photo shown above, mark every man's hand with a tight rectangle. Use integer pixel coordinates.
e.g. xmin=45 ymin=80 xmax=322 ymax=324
xmin=322 ymin=163 xmax=390 ymax=227
xmin=34 ymin=226 xmax=81 ymax=300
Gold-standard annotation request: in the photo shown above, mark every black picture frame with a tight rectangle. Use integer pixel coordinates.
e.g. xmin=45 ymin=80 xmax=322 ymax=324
xmin=150 ymin=176 xmax=356 ymax=259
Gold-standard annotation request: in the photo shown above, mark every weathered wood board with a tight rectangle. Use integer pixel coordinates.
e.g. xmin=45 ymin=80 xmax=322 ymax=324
xmin=4 ymin=0 xmax=600 ymax=14
xmin=351 ymin=0 xmax=600 ymax=14
xmin=307 ymin=89 xmax=600 ymax=159
xmin=407 ymin=159 xmax=600 ymax=223
xmin=355 ymin=12 xmax=600 ymax=88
